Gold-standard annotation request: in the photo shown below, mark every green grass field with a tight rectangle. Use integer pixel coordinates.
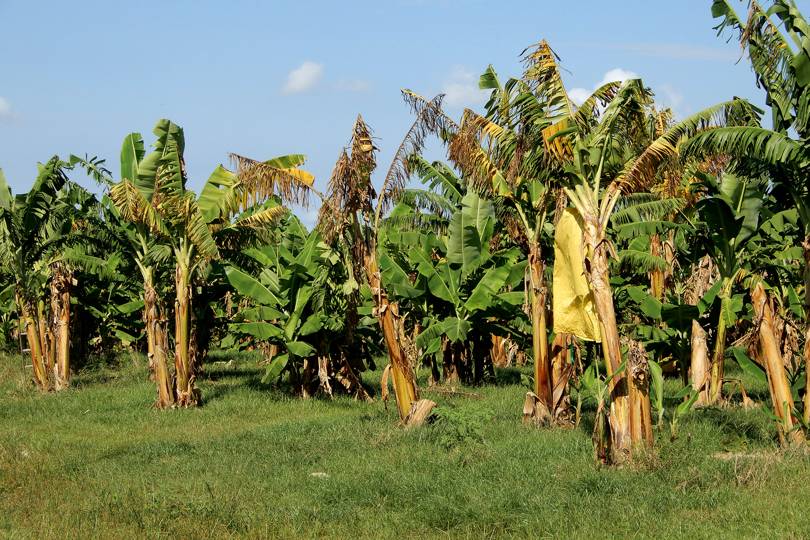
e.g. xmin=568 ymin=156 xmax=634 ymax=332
xmin=1 ymin=352 xmax=809 ymax=539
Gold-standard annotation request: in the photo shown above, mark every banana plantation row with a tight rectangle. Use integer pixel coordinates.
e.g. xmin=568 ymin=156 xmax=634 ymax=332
xmin=2 ymin=2 xmax=810 ymax=464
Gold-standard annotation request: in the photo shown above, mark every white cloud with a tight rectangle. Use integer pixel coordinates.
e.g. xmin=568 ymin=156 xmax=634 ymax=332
xmin=568 ymin=87 xmax=591 ymax=106
xmin=441 ymin=66 xmax=488 ymax=109
xmin=596 ymin=68 xmax=639 ymax=88
xmin=0 ymin=97 xmax=11 ymax=119
xmin=568 ymin=68 xmax=639 ymax=106
xmin=335 ymin=79 xmax=370 ymax=92
xmin=282 ymin=61 xmax=323 ymax=95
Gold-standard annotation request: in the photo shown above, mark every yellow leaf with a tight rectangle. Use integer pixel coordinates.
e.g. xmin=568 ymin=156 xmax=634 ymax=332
xmin=280 ymin=167 xmax=314 ymax=186
xmin=541 ymin=119 xmax=572 ymax=162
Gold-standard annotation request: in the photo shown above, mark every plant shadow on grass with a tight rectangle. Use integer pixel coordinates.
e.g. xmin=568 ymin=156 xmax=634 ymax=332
xmin=696 ymin=406 xmax=777 ymax=448
xmin=574 ymin=401 xmax=599 ymax=439
xmin=71 ymin=356 xmax=147 ymax=388
xmin=494 ymin=366 xmax=524 ymax=386
xmin=202 ymin=356 xmax=383 ymax=407
xmin=572 ymin=398 xmax=775 ymax=450
xmin=203 ymin=363 xmax=262 ymax=382
xmin=200 ymin=362 xmax=268 ymax=403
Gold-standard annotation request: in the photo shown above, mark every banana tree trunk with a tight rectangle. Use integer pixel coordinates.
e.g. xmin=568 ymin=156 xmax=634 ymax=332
xmin=752 ymin=282 xmax=804 ymax=445
xmin=442 ymin=338 xmax=459 ymax=384
xmin=709 ymin=284 xmax=730 ymax=404
xmin=529 ymin=242 xmax=551 ymax=409
xmin=663 ymin=230 xmax=675 ymax=292
xmin=364 ymin=251 xmax=417 ymax=420
xmin=686 ymin=256 xmax=714 ymax=407
xmin=144 ymin=270 xmax=174 ymax=408
xmin=626 ymin=338 xmax=654 ymax=445
xmin=690 ymin=320 xmax=711 ymax=406
xmin=174 ymin=261 xmax=198 ymax=407
xmin=588 ymin=260 xmax=632 ymax=461
xmin=19 ymin=293 xmax=49 ymax=390
xmin=550 ymin=332 xmax=573 ymax=420
xmin=583 ymin=219 xmax=651 ymax=462
xmin=649 ymin=233 xmax=664 ymax=300
xmin=50 ymin=264 xmax=72 ymax=390
xmin=38 ymin=300 xmax=53 ymax=377
xmin=802 ymin=236 xmax=810 ymax=424
xmin=491 ymin=335 xmax=508 ymax=368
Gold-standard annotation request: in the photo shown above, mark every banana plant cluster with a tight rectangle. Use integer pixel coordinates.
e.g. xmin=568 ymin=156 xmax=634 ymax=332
xmin=224 ymin=218 xmax=371 ymax=399
xmin=0 ymin=158 xmax=107 ymax=391
xmin=108 ymin=119 xmax=314 ymax=407
xmin=5 ymin=1 xmax=810 ymax=466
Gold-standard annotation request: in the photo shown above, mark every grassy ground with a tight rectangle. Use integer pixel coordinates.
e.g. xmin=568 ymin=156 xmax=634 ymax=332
xmin=1 ymin=351 xmax=809 ymax=539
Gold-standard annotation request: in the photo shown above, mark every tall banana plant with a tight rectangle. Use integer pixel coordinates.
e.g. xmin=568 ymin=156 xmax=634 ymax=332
xmin=404 ymin=42 xmax=621 ymax=419
xmin=556 ymin=77 xmax=757 ymax=461
xmin=556 ymin=80 xmax=656 ymax=461
xmin=100 ymin=130 xmax=176 ymax=406
xmin=318 ymin=97 xmax=449 ymax=424
xmin=692 ymin=174 xmax=765 ymax=403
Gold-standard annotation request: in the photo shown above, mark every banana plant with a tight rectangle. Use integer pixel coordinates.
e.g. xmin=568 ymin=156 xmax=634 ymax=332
xmin=693 ymin=172 xmax=765 ymax=403
xmin=318 ymin=105 xmax=452 ymax=423
xmin=390 ymin=192 xmax=527 ymax=384
xmin=103 ymin=125 xmax=186 ymax=407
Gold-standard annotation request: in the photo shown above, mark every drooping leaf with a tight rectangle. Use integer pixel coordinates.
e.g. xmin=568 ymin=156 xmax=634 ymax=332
xmin=285 ymin=285 xmax=315 ymax=340
xmin=465 ymin=265 xmax=510 ymax=313
xmin=721 ymin=294 xmax=745 ymax=327
xmin=239 ymin=305 xmax=284 ymax=322
xmin=443 ymin=317 xmax=472 ymax=343
xmin=627 ymin=286 xmax=662 ymax=319
xmin=298 ymin=314 xmax=325 ymax=337
xmin=447 ymin=212 xmax=485 ymax=274
xmin=232 ymin=321 xmax=283 ymax=340
xmin=286 ymin=340 xmax=316 ymax=357
xmin=731 ymin=347 xmax=767 ymax=386
xmin=380 ymin=252 xmax=424 ymax=299
xmin=225 ymin=266 xmax=279 ymax=306
xmin=263 ymin=353 xmax=289 ymax=383
xmin=661 ymin=303 xmax=699 ymax=332
xmin=198 ymin=165 xmax=238 ymax=221
xmin=116 ymin=299 xmax=145 ymax=315
xmin=409 ymin=248 xmax=457 ymax=304
xmin=698 ymin=280 xmax=723 ymax=315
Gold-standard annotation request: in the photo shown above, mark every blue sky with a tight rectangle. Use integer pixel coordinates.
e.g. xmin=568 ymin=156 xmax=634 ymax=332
xmin=1 ymin=0 xmax=806 ymax=224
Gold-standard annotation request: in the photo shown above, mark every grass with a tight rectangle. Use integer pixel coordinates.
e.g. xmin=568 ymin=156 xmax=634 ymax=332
xmin=1 ymin=351 xmax=810 ymax=539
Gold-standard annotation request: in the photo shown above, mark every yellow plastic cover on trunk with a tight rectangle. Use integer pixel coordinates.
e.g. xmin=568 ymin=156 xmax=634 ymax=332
xmin=552 ymin=208 xmax=601 ymax=342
